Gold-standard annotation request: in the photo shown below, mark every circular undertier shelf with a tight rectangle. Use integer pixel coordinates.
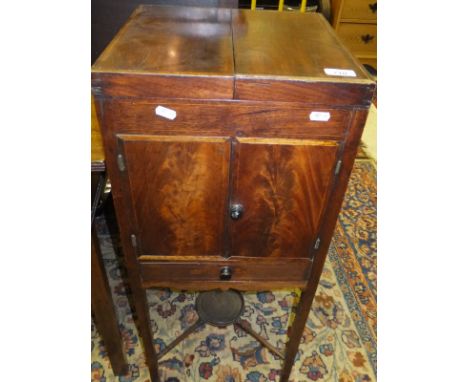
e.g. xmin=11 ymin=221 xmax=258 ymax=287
xmin=195 ymin=289 xmax=244 ymax=327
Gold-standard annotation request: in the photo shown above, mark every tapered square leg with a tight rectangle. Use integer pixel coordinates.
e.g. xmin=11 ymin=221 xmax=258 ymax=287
xmin=128 ymin=283 xmax=160 ymax=381
xmin=279 ymin=285 xmax=318 ymax=382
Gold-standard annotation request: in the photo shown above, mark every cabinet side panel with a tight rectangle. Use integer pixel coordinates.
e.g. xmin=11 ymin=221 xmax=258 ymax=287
xmin=120 ymin=135 xmax=231 ymax=257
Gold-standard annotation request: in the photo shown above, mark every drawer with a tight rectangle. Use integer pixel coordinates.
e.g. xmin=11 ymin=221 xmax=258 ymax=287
xmin=341 ymin=0 xmax=377 ymax=22
xmin=139 ymin=257 xmax=313 ymax=291
xmin=337 ymin=23 xmax=377 ymax=56
xmin=103 ymin=100 xmax=352 ymax=140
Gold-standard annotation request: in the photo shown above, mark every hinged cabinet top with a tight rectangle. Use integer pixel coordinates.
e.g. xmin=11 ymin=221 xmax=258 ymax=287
xmin=92 ymin=6 xmax=234 ymax=77
xmin=231 ymin=9 xmax=370 ymax=82
xmin=92 ymin=5 xmax=375 ymax=104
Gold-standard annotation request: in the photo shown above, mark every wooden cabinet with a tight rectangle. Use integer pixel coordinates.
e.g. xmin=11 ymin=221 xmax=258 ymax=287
xmin=332 ymin=0 xmax=377 ymax=71
xmin=92 ymin=5 xmax=375 ymax=381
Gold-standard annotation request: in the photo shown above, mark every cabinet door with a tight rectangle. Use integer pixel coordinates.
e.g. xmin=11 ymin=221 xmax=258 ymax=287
xmin=230 ymin=138 xmax=339 ymax=258
xmin=118 ymin=135 xmax=231 ymax=257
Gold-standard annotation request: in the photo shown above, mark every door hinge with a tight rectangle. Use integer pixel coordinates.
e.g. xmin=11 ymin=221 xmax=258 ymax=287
xmin=334 ymin=160 xmax=342 ymax=176
xmin=130 ymin=234 xmax=138 ymax=248
xmin=117 ymin=153 xmax=126 ymax=172
xmin=314 ymin=237 xmax=321 ymax=250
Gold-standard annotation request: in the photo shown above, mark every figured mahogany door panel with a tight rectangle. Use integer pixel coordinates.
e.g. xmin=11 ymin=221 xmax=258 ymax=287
xmin=231 ymin=138 xmax=339 ymax=258
xmin=118 ymin=135 xmax=231 ymax=257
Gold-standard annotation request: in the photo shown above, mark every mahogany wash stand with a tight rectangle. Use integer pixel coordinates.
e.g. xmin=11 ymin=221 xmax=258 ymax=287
xmin=92 ymin=5 xmax=375 ymax=381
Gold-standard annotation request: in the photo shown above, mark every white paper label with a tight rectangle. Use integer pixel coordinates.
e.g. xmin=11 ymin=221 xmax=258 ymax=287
xmin=324 ymin=68 xmax=357 ymax=77
xmin=309 ymin=111 xmax=331 ymax=122
xmin=155 ymin=105 xmax=177 ymax=120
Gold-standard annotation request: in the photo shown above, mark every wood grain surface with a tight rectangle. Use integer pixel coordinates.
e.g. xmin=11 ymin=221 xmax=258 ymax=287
xmin=92 ymin=72 xmax=234 ymax=99
xmin=231 ymin=9 xmax=374 ymax=105
xmin=93 ymin=5 xmax=233 ymax=76
xmin=233 ymin=79 xmax=375 ymax=107
xmin=92 ymin=6 xmax=375 ymax=103
xmin=119 ymin=134 xmax=231 ymax=257
xmin=92 ymin=0 xmax=239 ymax=63
xmin=139 ymin=257 xmax=312 ymax=290
xmin=232 ymin=9 xmax=370 ymax=81
xmin=92 ymin=5 xmax=234 ymax=99
xmin=337 ymin=23 xmax=377 ymax=56
xmin=230 ymin=138 xmax=339 ymax=258
xmin=340 ymin=0 xmax=377 ymax=21
xmin=102 ymin=99 xmax=352 ymax=139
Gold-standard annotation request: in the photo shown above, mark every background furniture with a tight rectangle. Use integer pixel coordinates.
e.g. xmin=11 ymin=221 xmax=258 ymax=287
xmin=91 ymin=226 xmax=127 ymax=376
xmin=331 ymin=0 xmax=377 ymax=72
xmin=91 ymin=165 xmax=127 ymax=376
xmin=92 ymin=5 xmax=375 ymax=381
xmin=92 ymin=96 xmax=130 ymax=375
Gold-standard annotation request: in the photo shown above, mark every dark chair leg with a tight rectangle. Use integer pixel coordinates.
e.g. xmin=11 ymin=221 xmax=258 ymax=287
xmin=91 ymin=182 xmax=159 ymax=380
xmin=91 ymin=228 xmax=128 ymax=376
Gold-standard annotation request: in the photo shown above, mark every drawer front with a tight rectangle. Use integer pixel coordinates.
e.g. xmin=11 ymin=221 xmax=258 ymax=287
xmin=139 ymin=258 xmax=312 ymax=290
xmin=341 ymin=0 xmax=377 ymax=21
xmin=337 ymin=23 xmax=377 ymax=56
xmin=103 ymin=100 xmax=351 ymax=140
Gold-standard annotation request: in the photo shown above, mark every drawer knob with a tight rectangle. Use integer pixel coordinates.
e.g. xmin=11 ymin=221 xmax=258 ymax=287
xmin=230 ymin=204 xmax=244 ymax=220
xmin=361 ymin=34 xmax=375 ymax=44
xmin=219 ymin=266 xmax=232 ymax=280
xmin=369 ymin=2 xmax=377 ymax=13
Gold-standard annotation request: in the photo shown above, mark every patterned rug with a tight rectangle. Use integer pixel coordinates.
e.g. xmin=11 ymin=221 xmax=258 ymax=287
xmin=92 ymin=160 xmax=377 ymax=382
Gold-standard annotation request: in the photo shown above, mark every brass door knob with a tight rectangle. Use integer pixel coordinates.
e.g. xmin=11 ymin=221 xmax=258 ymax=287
xmin=219 ymin=266 xmax=233 ymax=280
xmin=230 ymin=204 xmax=244 ymax=220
